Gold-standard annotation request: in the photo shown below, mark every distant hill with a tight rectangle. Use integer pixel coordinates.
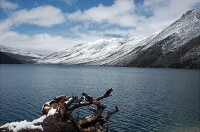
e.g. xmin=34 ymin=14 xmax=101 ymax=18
xmin=0 ymin=45 xmax=43 ymax=64
xmin=0 ymin=51 xmax=22 ymax=64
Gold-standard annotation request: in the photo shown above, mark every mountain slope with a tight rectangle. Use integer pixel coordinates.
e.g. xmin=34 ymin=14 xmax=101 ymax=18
xmin=126 ymin=35 xmax=200 ymax=68
xmin=0 ymin=51 xmax=22 ymax=64
xmin=38 ymin=8 xmax=200 ymax=69
xmin=125 ymin=9 xmax=200 ymax=68
xmin=38 ymin=34 xmax=157 ymax=65
xmin=0 ymin=45 xmax=43 ymax=63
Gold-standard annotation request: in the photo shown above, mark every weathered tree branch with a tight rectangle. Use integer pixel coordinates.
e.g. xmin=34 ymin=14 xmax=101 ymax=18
xmin=97 ymin=88 xmax=113 ymax=101
xmin=41 ymin=88 xmax=118 ymax=132
xmin=68 ymin=88 xmax=113 ymax=111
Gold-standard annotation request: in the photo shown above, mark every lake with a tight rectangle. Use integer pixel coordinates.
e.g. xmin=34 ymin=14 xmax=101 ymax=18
xmin=0 ymin=64 xmax=199 ymax=131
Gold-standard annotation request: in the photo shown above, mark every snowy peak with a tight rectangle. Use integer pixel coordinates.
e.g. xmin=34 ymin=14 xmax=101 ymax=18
xmin=126 ymin=8 xmax=200 ymax=68
xmin=181 ymin=8 xmax=200 ymax=19
xmin=144 ymin=8 xmax=200 ymax=53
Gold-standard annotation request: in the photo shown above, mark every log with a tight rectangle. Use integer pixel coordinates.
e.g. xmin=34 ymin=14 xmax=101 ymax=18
xmin=41 ymin=88 xmax=118 ymax=132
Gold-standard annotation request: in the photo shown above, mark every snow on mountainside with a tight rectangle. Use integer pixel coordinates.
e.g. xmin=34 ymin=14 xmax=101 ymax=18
xmin=126 ymin=8 xmax=200 ymax=68
xmin=39 ymin=37 xmax=149 ymax=65
xmin=38 ymin=33 xmax=159 ymax=65
xmin=0 ymin=45 xmax=44 ymax=58
xmin=41 ymin=38 xmax=124 ymax=64
xmin=38 ymin=8 xmax=200 ymax=68
xmin=143 ymin=9 xmax=200 ymax=53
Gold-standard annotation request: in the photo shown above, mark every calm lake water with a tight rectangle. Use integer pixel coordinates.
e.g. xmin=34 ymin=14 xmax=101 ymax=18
xmin=0 ymin=64 xmax=200 ymax=132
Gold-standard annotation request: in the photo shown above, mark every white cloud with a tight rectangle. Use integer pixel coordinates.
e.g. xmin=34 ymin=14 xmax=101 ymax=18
xmin=67 ymin=0 xmax=200 ymax=37
xmin=0 ymin=31 xmax=79 ymax=54
xmin=0 ymin=19 xmax=12 ymax=32
xmin=11 ymin=5 xmax=66 ymax=27
xmin=67 ymin=0 xmax=138 ymax=27
xmin=136 ymin=0 xmax=200 ymax=35
xmin=0 ymin=5 xmax=66 ymax=33
xmin=0 ymin=0 xmax=18 ymax=10
xmin=0 ymin=28 xmax=115 ymax=54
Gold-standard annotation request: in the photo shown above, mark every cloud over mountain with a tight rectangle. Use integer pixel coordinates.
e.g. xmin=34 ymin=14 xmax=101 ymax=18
xmin=0 ymin=0 xmax=199 ymax=53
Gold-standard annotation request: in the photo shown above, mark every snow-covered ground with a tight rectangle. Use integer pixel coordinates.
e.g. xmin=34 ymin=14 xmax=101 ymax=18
xmin=0 ymin=107 xmax=57 ymax=132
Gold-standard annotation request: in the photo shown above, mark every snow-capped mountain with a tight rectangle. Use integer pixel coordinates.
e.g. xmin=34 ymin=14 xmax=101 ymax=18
xmin=38 ymin=37 xmax=155 ymax=65
xmin=0 ymin=45 xmax=43 ymax=58
xmin=125 ymin=8 xmax=200 ymax=68
xmin=0 ymin=45 xmax=44 ymax=64
xmin=38 ymin=8 xmax=200 ymax=68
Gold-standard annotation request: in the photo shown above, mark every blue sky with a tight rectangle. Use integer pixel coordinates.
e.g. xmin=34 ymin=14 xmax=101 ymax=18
xmin=0 ymin=0 xmax=199 ymax=54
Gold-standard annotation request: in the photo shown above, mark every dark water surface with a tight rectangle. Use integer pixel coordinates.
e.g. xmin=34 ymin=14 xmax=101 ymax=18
xmin=0 ymin=64 xmax=200 ymax=131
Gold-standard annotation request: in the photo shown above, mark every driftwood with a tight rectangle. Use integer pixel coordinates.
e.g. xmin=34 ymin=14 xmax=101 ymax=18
xmin=42 ymin=88 xmax=119 ymax=132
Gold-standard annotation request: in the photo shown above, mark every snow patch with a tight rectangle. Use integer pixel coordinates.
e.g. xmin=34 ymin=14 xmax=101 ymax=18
xmin=0 ymin=120 xmax=43 ymax=132
xmin=65 ymin=97 xmax=73 ymax=104
xmin=47 ymin=108 xmax=57 ymax=116
xmin=0 ymin=107 xmax=57 ymax=131
xmin=32 ymin=115 xmax=47 ymax=124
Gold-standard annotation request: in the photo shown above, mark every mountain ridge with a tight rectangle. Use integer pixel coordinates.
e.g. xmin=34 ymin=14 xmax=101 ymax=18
xmin=37 ymin=8 xmax=200 ymax=69
xmin=1 ymin=9 xmax=199 ymax=69
xmin=0 ymin=45 xmax=44 ymax=63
